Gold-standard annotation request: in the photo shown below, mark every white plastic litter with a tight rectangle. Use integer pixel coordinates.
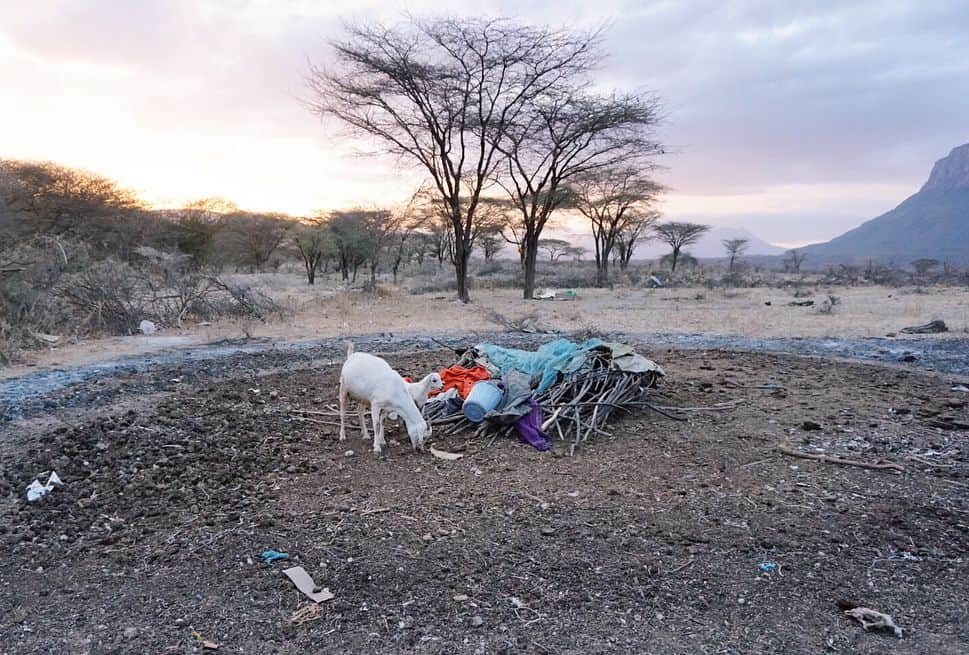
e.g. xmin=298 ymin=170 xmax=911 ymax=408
xmin=139 ymin=320 xmax=157 ymax=335
xmin=425 ymin=388 xmax=459 ymax=405
xmin=26 ymin=471 xmax=63 ymax=502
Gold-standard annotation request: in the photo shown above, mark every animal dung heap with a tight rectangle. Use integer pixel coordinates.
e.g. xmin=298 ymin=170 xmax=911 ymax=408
xmin=422 ymin=339 xmax=664 ymax=452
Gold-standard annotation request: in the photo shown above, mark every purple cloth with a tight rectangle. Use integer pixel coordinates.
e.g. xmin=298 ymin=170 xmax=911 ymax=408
xmin=513 ymin=398 xmax=551 ymax=451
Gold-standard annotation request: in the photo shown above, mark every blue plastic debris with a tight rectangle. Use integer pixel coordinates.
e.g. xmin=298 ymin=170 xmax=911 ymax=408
xmin=759 ymin=562 xmax=778 ymax=573
xmin=261 ymin=549 xmax=290 ymax=565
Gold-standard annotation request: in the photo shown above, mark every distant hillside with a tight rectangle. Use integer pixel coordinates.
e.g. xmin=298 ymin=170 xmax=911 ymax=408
xmin=637 ymin=226 xmax=785 ymax=258
xmin=803 ymin=143 xmax=969 ymax=266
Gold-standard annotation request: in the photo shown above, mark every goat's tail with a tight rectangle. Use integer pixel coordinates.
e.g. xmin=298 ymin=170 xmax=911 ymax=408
xmin=345 ymin=340 xmax=355 ymax=357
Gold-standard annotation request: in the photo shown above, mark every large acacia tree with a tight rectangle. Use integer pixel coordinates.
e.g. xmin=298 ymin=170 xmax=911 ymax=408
xmin=309 ymin=18 xmax=617 ymax=302
xmin=571 ymin=167 xmax=661 ymax=286
xmin=497 ymin=89 xmax=663 ymax=297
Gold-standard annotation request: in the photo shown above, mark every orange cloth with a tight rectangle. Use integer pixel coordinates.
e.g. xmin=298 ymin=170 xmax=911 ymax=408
xmin=430 ymin=365 xmax=491 ymax=399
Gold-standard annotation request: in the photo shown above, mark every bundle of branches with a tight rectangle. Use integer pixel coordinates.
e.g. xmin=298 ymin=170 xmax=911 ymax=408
xmin=424 ymin=346 xmax=663 ymax=450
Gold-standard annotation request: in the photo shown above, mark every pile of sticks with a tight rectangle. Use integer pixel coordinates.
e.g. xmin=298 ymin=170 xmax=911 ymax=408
xmin=424 ymin=349 xmax=663 ymax=450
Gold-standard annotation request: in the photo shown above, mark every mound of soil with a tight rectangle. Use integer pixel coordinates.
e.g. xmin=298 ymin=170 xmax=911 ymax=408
xmin=1 ymin=349 xmax=967 ymax=653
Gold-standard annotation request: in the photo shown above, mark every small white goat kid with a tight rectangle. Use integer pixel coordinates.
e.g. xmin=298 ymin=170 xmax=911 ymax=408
xmin=339 ymin=342 xmax=432 ymax=453
xmin=406 ymin=372 xmax=444 ymax=410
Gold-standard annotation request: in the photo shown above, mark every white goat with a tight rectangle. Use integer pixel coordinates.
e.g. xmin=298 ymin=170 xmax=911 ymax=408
xmin=339 ymin=342 xmax=431 ymax=453
xmin=405 ymin=373 xmax=444 ymax=410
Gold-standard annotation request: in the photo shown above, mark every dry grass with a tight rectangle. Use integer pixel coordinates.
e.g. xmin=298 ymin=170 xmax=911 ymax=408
xmin=4 ymin=271 xmax=968 ymax=378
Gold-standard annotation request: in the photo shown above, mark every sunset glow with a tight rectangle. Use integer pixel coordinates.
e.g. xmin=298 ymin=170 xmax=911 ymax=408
xmin=2 ymin=1 xmax=967 ymax=244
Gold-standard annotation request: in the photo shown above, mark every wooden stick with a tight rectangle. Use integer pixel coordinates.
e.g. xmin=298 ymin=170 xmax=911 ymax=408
xmin=776 ymin=444 xmax=905 ymax=472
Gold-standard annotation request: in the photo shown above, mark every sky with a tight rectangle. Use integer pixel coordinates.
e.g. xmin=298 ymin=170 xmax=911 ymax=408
xmin=1 ymin=0 xmax=967 ymax=248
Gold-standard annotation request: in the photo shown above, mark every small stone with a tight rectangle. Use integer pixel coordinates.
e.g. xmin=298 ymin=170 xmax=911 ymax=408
xmin=801 ymin=420 xmax=822 ymax=431
xmin=470 ymin=615 xmax=484 ymax=627
xmin=269 ymin=390 xmax=279 ymax=400
xmin=737 ymin=598 xmax=746 ymax=605
xmin=541 ymin=527 xmax=556 ymax=536
xmin=123 ymin=627 xmax=138 ymax=639
xmin=344 ymin=450 xmax=355 ymax=458
xmin=285 ymin=465 xmax=297 ymax=474
xmin=453 ymin=594 xmax=469 ymax=602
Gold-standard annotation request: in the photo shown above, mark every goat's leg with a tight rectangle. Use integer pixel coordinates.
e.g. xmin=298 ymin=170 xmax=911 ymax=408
xmin=370 ymin=403 xmax=384 ymax=454
xmin=338 ymin=378 xmax=347 ymax=442
xmin=358 ymin=403 xmax=370 ymax=441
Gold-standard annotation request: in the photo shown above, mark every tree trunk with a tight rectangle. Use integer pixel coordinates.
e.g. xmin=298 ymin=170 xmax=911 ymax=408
xmin=596 ymin=255 xmax=610 ymax=287
xmin=522 ymin=235 xmax=539 ymax=300
xmin=453 ymin=245 xmax=471 ymax=303
xmin=670 ymin=246 xmax=680 ymax=272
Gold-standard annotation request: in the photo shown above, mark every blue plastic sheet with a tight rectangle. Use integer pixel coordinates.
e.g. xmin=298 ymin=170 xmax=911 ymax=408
xmin=478 ymin=338 xmax=607 ymax=393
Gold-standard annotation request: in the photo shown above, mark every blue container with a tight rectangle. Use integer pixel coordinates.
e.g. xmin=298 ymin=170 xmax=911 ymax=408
xmin=463 ymin=381 xmax=503 ymax=423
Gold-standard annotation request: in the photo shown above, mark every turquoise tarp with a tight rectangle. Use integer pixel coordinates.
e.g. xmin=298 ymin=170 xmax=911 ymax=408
xmin=477 ymin=338 xmax=664 ymax=393
xmin=478 ymin=338 xmax=607 ymax=393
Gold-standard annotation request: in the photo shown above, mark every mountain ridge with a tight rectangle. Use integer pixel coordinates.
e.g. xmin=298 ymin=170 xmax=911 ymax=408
xmin=802 ymin=143 xmax=969 ymax=265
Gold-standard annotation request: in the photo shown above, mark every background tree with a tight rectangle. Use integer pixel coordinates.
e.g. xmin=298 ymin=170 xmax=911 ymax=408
xmin=911 ymin=258 xmax=940 ymax=275
xmin=310 ymin=17 xmax=628 ymax=302
xmin=538 ymin=238 xmax=573 ymax=263
xmin=783 ymin=248 xmax=807 ymax=274
xmin=0 ymin=159 xmax=145 ymax=256
xmin=563 ymin=245 xmax=586 ymax=262
xmin=502 ymin=221 xmax=527 ymax=270
xmin=722 ymin=237 xmax=749 ymax=272
xmin=616 ymin=211 xmax=659 ymax=270
xmin=229 ymin=212 xmax=290 ymax=271
xmin=411 ymin=231 xmax=434 ymax=269
xmin=654 ymin=221 xmax=710 ymax=273
xmin=293 ymin=218 xmax=333 ymax=285
xmin=169 ymin=198 xmax=236 ymax=269
xmin=477 ymin=224 xmax=506 ymax=262
xmin=571 ymin=167 xmax=660 ymax=285
xmin=327 ymin=211 xmax=374 ymax=282
xmin=388 ymin=208 xmax=430 ymax=283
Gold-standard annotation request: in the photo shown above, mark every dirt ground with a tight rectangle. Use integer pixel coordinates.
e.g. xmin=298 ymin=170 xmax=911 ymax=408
xmin=2 ymin=344 xmax=967 ymax=654
xmin=4 ymin=280 xmax=968 ymax=378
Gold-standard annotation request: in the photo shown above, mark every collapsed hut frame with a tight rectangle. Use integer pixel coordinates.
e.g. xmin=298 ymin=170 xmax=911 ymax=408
xmin=422 ymin=347 xmax=664 ymax=451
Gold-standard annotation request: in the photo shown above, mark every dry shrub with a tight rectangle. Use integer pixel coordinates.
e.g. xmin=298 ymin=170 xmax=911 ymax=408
xmin=0 ymin=240 xmax=283 ymax=361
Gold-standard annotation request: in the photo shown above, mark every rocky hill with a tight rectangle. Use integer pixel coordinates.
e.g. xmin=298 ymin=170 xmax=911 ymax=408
xmin=803 ymin=143 xmax=969 ymax=265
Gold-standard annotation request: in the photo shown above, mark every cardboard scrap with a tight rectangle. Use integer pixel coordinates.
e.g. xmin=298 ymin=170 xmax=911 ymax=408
xmin=283 ymin=566 xmax=335 ymax=603
xmin=430 ymin=447 xmax=464 ymax=461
